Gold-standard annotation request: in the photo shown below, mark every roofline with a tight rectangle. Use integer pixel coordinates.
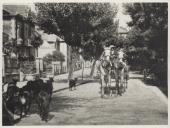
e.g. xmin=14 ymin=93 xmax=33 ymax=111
xmin=3 ymin=14 xmax=36 ymax=25
xmin=3 ymin=9 xmax=10 ymax=14
xmin=3 ymin=14 xmax=35 ymax=26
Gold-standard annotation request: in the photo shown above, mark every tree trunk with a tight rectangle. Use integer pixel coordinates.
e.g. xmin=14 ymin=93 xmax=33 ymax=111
xmin=82 ymin=61 xmax=85 ymax=80
xmin=60 ymin=61 xmax=63 ymax=74
xmin=36 ymin=47 xmax=38 ymax=57
xmin=90 ymin=59 xmax=97 ymax=78
xmin=68 ymin=46 xmax=74 ymax=81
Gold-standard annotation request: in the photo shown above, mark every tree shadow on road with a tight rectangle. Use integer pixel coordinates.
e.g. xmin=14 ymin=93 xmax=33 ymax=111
xmin=54 ymin=79 xmax=68 ymax=83
xmin=16 ymin=96 xmax=89 ymax=123
xmin=128 ymin=71 xmax=168 ymax=97
xmin=54 ymin=74 xmax=92 ymax=83
xmin=53 ymin=79 xmax=99 ymax=93
xmin=50 ymin=96 xmax=83 ymax=113
xmin=129 ymin=76 xmax=143 ymax=80
xmin=142 ymin=78 xmax=168 ymax=97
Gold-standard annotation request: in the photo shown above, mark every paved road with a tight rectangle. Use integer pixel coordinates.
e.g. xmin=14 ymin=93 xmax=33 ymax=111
xmin=15 ymin=68 xmax=168 ymax=125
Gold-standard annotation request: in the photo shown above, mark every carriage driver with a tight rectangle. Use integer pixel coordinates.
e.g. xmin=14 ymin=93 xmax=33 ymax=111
xmin=110 ymin=45 xmax=116 ymax=58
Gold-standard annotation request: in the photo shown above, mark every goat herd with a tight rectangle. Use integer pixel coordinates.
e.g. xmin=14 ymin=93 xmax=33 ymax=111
xmin=3 ymin=77 xmax=54 ymax=125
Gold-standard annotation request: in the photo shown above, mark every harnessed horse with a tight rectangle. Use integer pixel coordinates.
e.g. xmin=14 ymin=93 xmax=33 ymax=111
xmin=98 ymin=48 xmax=129 ymax=97
xmin=98 ymin=55 xmax=112 ymax=98
xmin=110 ymin=55 xmax=128 ymax=96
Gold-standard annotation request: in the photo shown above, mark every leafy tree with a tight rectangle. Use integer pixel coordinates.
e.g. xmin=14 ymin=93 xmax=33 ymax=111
xmin=43 ymin=50 xmax=65 ymax=63
xmin=43 ymin=50 xmax=65 ymax=73
xmin=43 ymin=53 xmax=53 ymax=64
xmin=35 ymin=3 xmax=118 ymax=79
xmin=124 ymin=3 xmax=167 ymax=58
xmin=52 ymin=50 xmax=65 ymax=62
xmin=124 ymin=3 xmax=168 ymax=81
xmin=80 ymin=4 xmax=118 ymax=77
xmin=31 ymin=32 xmax=43 ymax=47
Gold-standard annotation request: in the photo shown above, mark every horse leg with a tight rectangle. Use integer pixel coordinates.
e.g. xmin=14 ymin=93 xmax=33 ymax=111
xmin=27 ymin=100 xmax=32 ymax=115
xmin=117 ymin=79 xmax=121 ymax=96
xmin=120 ymin=69 xmax=125 ymax=93
xmin=113 ymin=70 xmax=119 ymax=96
xmin=126 ymin=79 xmax=128 ymax=89
xmin=105 ymin=75 xmax=109 ymax=96
xmin=117 ymin=70 xmax=122 ymax=96
xmin=101 ymin=75 xmax=105 ymax=98
xmin=124 ymin=74 xmax=128 ymax=89
xmin=109 ymin=72 xmax=113 ymax=96
xmin=20 ymin=105 xmax=23 ymax=119
xmin=115 ymin=73 xmax=120 ymax=96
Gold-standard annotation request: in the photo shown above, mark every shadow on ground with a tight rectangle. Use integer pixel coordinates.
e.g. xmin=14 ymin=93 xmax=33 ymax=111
xmin=129 ymin=76 xmax=143 ymax=80
xmin=53 ymin=79 xmax=100 ymax=93
xmin=13 ymin=78 xmax=100 ymax=124
xmin=54 ymin=75 xmax=91 ymax=83
xmin=129 ymin=71 xmax=168 ymax=97
xmin=20 ymin=95 xmax=96 ymax=123
xmin=142 ymin=78 xmax=168 ymax=97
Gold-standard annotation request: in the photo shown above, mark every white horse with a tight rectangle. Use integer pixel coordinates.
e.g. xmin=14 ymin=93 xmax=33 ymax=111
xmin=98 ymin=59 xmax=112 ymax=98
xmin=110 ymin=56 xmax=127 ymax=96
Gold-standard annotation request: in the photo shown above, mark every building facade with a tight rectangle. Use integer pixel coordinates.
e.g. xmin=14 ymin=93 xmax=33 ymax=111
xmin=3 ymin=7 xmax=38 ymax=82
xmin=37 ymin=31 xmax=71 ymax=76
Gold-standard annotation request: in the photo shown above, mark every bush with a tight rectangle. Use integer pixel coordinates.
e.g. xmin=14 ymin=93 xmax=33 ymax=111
xmin=150 ymin=60 xmax=167 ymax=82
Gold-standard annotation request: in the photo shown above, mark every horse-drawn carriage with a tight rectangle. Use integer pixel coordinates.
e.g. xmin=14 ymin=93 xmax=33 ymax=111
xmin=98 ymin=47 xmax=129 ymax=98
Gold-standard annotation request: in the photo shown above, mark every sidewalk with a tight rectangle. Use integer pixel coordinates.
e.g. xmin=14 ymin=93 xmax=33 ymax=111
xmin=3 ymin=68 xmax=92 ymax=93
xmin=53 ymin=68 xmax=91 ymax=80
xmin=52 ymin=68 xmax=93 ymax=92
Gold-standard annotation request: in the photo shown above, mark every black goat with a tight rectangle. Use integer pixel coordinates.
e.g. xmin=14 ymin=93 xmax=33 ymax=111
xmin=42 ymin=77 xmax=54 ymax=101
xmin=36 ymin=91 xmax=50 ymax=122
xmin=3 ymin=96 xmax=14 ymax=126
xmin=69 ymin=78 xmax=78 ymax=91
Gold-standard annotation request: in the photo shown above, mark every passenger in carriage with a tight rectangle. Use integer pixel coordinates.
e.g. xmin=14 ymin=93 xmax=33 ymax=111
xmin=110 ymin=45 xmax=117 ymax=58
xmin=100 ymin=43 xmax=116 ymax=62
xmin=118 ymin=48 xmax=126 ymax=67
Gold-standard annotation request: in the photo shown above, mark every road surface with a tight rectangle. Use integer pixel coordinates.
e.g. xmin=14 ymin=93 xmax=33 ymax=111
xmin=15 ymin=68 xmax=168 ymax=125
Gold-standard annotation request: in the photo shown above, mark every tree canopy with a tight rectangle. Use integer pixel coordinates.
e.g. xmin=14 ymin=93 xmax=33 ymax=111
xmin=43 ymin=50 xmax=65 ymax=64
xmin=35 ymin=3 xmax=118 ymax=60
xmin=124 ymin=3 xmax=168 ymax=81
xmin=124 ymin=3 xmax=167 ymax=60
xmin=35 ymin=3 xmax=119 ymax=79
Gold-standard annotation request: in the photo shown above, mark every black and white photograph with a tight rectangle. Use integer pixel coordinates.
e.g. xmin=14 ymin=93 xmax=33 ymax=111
xmin=2 ymin=1 xmax=168 ymax=126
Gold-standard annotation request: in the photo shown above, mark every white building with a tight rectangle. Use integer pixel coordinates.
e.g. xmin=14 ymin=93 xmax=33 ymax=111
xmin=38 ymin=33 xmax=57 ymax=58
xmin=36 ymin=27 xmax=70 ymax=74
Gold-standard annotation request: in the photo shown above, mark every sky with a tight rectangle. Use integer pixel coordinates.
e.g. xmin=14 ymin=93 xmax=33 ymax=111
xmin=116 ymin=3 xmax=131 ymax=29
xmin=29 ymin=4 xmax=36 ymax=12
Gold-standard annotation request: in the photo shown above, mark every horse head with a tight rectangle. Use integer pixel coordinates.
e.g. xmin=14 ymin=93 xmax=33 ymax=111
xmin=101 ymin=59 xmax=111 ymax=69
